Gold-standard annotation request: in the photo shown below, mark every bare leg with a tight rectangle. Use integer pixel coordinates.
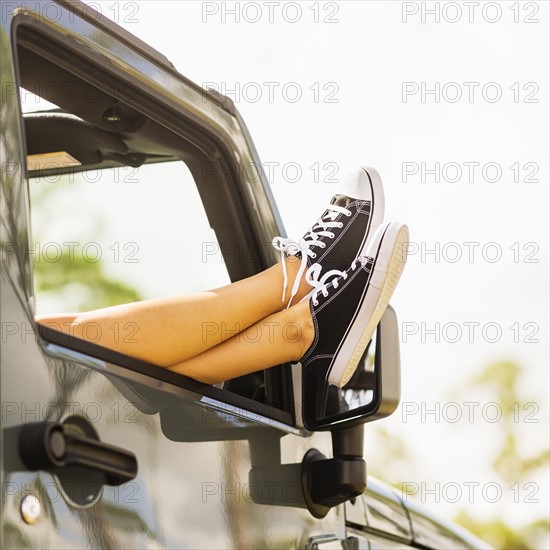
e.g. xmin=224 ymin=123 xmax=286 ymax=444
xmin=167 ymin=300 xmax=315 ymax=385
xmin=35 ymin=257 xmax=313 ymax=367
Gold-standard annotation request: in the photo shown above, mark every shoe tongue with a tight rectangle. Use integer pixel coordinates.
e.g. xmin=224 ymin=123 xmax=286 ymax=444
xmin=286 ymin=243 xmax=301 ymax=257
xmin=331 ymin=194 xmax=358 ymax=208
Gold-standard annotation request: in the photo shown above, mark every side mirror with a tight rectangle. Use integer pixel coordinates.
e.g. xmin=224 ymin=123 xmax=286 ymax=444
xmin=250 ymin=318 xmax=402 ymax=521
xmin=301 ymin=305 xmax=401 ymax=431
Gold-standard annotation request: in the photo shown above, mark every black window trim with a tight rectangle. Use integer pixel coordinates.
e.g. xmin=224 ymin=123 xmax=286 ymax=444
xmin=37 ymin=324 xmax=296 ymax=426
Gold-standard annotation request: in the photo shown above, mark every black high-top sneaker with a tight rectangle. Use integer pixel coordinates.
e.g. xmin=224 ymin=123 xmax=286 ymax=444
xmin=299 ymin=221 xmax=409 ymax=388
xmin=273 ymin=166 xmax=385 ymax=307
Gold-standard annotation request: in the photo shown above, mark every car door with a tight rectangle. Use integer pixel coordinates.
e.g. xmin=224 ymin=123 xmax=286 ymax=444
xmin=1 ymin=2 xmax=343 ymax=548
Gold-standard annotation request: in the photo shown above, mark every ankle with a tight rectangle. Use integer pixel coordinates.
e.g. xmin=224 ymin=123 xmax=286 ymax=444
xmin=281 ymin=256 xmax=313 ymax=307
xmin=289 ymin=301 xmax=316 ymax=361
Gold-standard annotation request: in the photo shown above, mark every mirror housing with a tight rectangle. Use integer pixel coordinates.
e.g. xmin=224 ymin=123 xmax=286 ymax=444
xmin=302 ymin=305 xmax=401 ymax=431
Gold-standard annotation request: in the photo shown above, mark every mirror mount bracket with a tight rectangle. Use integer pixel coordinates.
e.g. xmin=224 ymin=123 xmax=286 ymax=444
xmin=302 ymin=424 xmax=366 ymax=518
xmin=243 ymin=419 xmax=367 ymax=519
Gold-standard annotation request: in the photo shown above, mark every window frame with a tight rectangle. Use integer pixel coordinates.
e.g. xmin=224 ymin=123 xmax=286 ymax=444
xmin=12 ymin=9 xmax=297 ymax=428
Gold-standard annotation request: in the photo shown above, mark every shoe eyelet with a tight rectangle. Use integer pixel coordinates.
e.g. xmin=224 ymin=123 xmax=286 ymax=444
xmin=329 ymin=233 xmax=335 ymax=239
xmin=313 ymin=300 xmax=319 ymax=306
xmin=320 ymin=243 xmax=326 ymax=249
xmin=312 ymin=253 xmax=317 ymax=259
xmin=338 ymin=223 xmax=343 ymax=228
xmin=346 ymin=212 xmax=352 ymax=217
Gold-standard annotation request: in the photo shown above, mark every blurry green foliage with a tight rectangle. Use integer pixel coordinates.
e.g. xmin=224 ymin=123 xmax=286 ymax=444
xmin=457 ymin=360 xmax=549 ymax=549
xmin=34 ymin=251 xmax=141 ymax=311
xmin=455 ymin=512 xmax=550 ymax=550
xmin=371 ymin=359 xmax=549 ymax=550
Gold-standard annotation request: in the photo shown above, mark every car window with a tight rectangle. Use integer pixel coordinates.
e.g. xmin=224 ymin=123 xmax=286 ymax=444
xmin=13 ymin=19 xmax=295 ymax=426
xmin=28 ymin=156 xmax=230 ymax=314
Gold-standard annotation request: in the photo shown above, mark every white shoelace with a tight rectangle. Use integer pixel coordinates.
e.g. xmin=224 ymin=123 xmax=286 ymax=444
xmin=308 ymin=258 xmax=363 ymax=306
xmin=272 ymin=204 xmax=352 ymax=308
xmin=308 ymin=256 xmax=368 ymax=307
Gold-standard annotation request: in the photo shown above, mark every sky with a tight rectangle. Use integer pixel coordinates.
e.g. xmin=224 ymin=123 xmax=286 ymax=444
xmin=26 ymin=0 xmax=549 ymax=535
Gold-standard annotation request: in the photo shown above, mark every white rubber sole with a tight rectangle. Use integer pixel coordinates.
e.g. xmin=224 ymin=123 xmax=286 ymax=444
xmin=327 ymin=222 xmax=409 ymax=388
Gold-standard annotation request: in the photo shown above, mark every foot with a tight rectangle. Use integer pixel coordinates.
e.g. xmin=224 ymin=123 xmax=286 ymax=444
xmin=273 ymin=166 xmax=385 ymax=307
xmin=35 ymin=313 xmax=78 ymax=333
xmin=299 ymin=221 xmax=409 ymax=388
